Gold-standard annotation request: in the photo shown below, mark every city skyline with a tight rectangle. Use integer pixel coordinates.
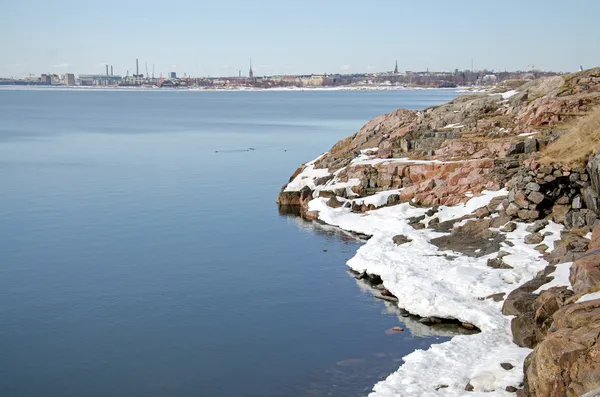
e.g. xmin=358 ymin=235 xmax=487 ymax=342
xmin=2 ymin=0 xmax=599 ymax=77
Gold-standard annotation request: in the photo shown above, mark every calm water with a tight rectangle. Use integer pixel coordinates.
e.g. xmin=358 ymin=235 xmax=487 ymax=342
xmin=0 ymin=89 xmax=459 ymax=397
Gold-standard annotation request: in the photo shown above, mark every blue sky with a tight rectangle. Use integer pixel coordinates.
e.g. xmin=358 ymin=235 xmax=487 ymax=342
xmin=1 ymin=0 xmax=598 ymax=77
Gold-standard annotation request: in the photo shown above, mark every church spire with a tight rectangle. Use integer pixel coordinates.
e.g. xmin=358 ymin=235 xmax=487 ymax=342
xmin=249 ymin=59 xmax=254 ymax=79
xmin=394 ymin=60 xmax=398 ymax=74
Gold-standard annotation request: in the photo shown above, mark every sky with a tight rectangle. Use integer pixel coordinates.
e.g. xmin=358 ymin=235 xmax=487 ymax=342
xmin=1 ymin=0 xmax=599 ymax=78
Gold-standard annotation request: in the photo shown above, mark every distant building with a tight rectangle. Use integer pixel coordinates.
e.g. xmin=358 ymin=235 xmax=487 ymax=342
xmin=79 ymin=74 xmax=122 ymax=86
xmin=394 ymin=60 xmax=398 ymax=74
xmin=170 ymin=72 xmax=177 ymax=79
xmin=65 ymin=73 xmax=75 ymax=86
xmin=249 ymin=59 xmax=254 ymax=79
xmin=40 ymin=74 xmax=51 ymax=85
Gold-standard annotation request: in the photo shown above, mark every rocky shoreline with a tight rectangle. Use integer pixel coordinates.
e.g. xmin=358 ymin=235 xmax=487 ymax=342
xmin=277 ymin=68 xmax=600 ymax=396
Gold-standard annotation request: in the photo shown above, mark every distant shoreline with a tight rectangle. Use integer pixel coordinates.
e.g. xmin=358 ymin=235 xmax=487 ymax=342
xmin=0 ymin=84 xmax=467 ymax=93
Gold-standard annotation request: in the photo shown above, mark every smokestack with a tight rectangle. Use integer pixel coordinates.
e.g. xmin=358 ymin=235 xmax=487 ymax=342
xmin=136 ymin=59 xmax=139 ymax=76
xmin=106 ymin=64 xmax=109 ymax=76
xmin=111 ymin=65 xmax=113 ymax=76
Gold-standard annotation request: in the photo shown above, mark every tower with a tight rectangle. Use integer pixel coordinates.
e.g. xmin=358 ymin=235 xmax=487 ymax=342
xmin=394 ymin=60 xmax=398 ymax=74
xmin=249 ymin=59 xmax=254 ymax=79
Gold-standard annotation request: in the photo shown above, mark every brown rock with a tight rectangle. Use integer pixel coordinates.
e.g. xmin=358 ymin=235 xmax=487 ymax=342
xmin=521 ymin=210 xmax=540 ymax=220
xmin=491 ymin=215 xmax=512 ymax=229
xmin=326 ymin=196 xmax=343 ymax=208
xmin=570 ymin=250 xmax=600 ymax=295
xmin=524 ymin=300 xmax=600 ymax=397
xmin=515 ymin=191 xmax=530 ymax=209
xmin=524 ymin=233 xmax=544 ymax=245
xmin=552 ymin=204 xmax=570 ymax=224
xmin=488 ymin=257 xmax=513 ymax=269
xmin=475 ymin=206 xmax=491 ymax=218
xmin=502 ymin=222 xmax=518 ymax=232
xmin=462 ymin=322 xmax=477 ymax=330
xmin=506 ymin=203 xmax=520 ymax=217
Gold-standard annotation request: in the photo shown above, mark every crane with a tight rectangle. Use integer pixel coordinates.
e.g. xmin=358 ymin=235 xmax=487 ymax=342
xmin=152 ymin=64 xmax=155 ymax=79
xmin=145 ymin=62 xmax=149 ymax=79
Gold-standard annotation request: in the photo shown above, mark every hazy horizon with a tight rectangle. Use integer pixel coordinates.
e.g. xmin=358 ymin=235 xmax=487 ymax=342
xmin=2 ymin=0 xmax=599 ymax=77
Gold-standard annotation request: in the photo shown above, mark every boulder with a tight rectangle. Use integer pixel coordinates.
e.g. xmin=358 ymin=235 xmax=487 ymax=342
xmin=524 ymin=300 xmax=600 ymax=397
xmin=570 ymin=249 xmax=600 ymax=295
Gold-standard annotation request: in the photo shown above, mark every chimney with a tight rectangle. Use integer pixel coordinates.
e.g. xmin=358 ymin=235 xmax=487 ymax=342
xmin=111 ymin=65 xmax=113 ymax=76
xmin=106 ymin=64 xmax=109 ymax=76
xmin=136 ymin=59 xmax=139 ymax=76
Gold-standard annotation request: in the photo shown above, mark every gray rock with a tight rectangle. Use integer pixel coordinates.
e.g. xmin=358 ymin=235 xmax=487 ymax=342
xmin=525 ymin=182 xmax=541 ymax=192
xmin=572 ymin=196 xmax=583 ymax=209
xmin=387 ymin=194 xmax=400 ymax=206
xmin=507 ymin=141 xmax=525 ymax=155
xmin=524 ymin=139 xmax=538 ymax=154
xmin=419 ymin=317 xmax=442 ymax=325
xmin=528 ymin=191 xmax=545 ymax=204
xmin=501 ymin=363 xmax=515 ymax=371
xmin=565 ymin=211 xmax=587 ymax=229
xmin=526 ymin=220 xmax=549 ymax=233
xmin=392 ymin=235 xmax=412 ymax=245
xmin=569 ymin=172 xmax=580 ymax=182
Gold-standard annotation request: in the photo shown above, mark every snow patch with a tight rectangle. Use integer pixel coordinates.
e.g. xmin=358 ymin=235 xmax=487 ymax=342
xmin=518 ymin=132 xmax=538 ymax=137
xmin=533 ymin=261 xmax=573 ymax=294
xmin=501 ymin=90 xmax=518 ymax=100
xmin=353 ymin=189 xmax=402 ymax=208
xmin=304 ymin=188 xmax=563 ymax=396
xmin=576 ymin=291 xmax=600 ymax=303
xmin=284 ymin=153 xmax=330 ymax=192
xmin=436 ymin=189 xmax=507 ymax=222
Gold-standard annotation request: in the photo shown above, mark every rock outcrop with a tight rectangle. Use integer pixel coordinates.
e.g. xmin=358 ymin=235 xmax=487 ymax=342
xmin=277 ymin=67 xmax=600 ymax=397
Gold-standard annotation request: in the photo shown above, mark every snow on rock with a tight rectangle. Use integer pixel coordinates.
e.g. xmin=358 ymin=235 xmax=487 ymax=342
xmin=353 ymin=189 xmax=402 ymax=208
xmin=306 ymin=190 xmax=563 ymax=396
xmin=532 ymin=261 xmax=573 ymax=294
xmin=284 ymin=153 xmax=330 ymax=192
xmin=576 ymin=291 xmax=600 ymax=303
xmin=437 ymin=189 xmax=508 ymax=222
xmin=442 ymin=123 xmax=465 ymax=129
xmin=518 ymin=132 xmax=539 ymax=137
xmin=501 ymin=90 xmax=518 ymax=100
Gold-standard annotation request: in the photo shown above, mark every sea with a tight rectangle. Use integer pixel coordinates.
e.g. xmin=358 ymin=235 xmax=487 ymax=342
xmin=0 ymin=88 xmax=459 ymax=397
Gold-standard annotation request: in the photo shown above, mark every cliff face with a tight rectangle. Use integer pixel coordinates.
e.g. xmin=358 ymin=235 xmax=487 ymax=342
xmin=278 ymin=68 xmax=600 ymax=396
